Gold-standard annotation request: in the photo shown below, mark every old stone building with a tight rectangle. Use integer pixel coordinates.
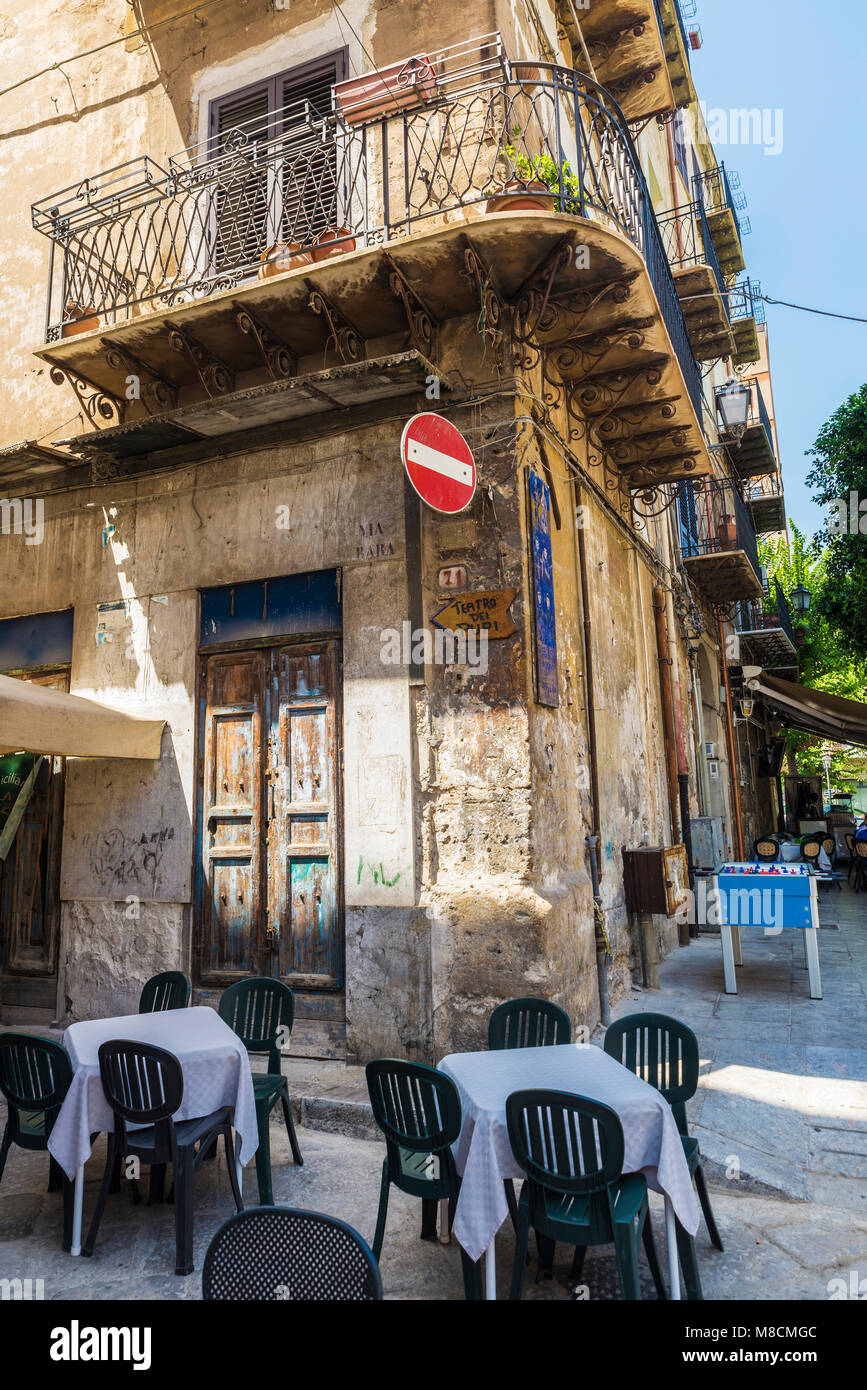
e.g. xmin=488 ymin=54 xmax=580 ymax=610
xmin=0 ymin=1 xmax=788 ymax=1062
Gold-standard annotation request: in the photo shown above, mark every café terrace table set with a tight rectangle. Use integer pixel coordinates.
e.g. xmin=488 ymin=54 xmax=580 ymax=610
xmin=0 ymin=979 xmax=724 ymax=1300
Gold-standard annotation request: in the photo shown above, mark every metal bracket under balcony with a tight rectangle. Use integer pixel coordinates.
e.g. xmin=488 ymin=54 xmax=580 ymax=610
xmin=54 ymin=351 xmax=444 ymax=478
xmin=578 ymin=0 xmax=676 ymax=120
xmin=658 ymin=0 xmax=698 ymax=108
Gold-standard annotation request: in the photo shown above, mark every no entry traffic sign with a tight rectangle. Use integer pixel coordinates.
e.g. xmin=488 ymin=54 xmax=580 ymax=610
xmin=401 ymin=413 xmax=476 ymax=514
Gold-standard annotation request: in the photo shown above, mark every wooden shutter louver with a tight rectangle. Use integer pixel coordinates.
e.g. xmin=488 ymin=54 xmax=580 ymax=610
xmin=209 ymin=54 xmax=345 ymax=274
xmin=213 ymin=86 xmax=271 ymax=272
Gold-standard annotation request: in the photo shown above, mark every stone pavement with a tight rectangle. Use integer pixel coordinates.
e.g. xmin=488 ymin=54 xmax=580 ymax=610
xmin=0 ymin=881 xmax=865 ymax=1301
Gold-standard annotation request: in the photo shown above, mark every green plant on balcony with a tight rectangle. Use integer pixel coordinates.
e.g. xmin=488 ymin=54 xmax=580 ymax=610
xmin=487 ymin=128 xmax=583 ymax=214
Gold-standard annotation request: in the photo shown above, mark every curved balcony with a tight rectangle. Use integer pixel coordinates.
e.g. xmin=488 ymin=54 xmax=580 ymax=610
xmin=30 ymin=63 xmax=709 ymax=486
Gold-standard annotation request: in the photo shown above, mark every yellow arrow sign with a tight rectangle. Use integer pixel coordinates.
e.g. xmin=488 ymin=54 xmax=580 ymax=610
xmin=431 ymin=588 xmax=518 ymax=639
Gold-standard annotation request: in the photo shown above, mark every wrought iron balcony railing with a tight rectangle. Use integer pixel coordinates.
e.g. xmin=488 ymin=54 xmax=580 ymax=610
xmin=31 ymin=62 xmax=703 ymax=422
xmin=736 ymin=579 xmax=796 ymax=648
xmin=657 ymin=200 xmax=729 ymax=315
xmin=678 ymin=476 xmax=762 ymax=583
xmin=729 ymin=277 xmax=765 ymax=325
xmin=693 ymin=162 xmax=748 ymax=244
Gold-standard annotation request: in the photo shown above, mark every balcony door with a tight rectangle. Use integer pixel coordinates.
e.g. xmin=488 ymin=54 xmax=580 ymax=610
xmin=208 ymin=50 xmax=348 ymax=275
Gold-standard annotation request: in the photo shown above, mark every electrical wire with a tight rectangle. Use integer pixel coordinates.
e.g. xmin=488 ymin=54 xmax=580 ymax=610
xmin=0 ymin=0 xmax=239 ymax=102
xmin=760 ymin=295 xmax=867 ymax=325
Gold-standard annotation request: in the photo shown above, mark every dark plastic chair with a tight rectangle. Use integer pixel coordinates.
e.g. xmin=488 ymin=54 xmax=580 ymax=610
xmin=845 ymin=833 xmax=856 ymax=884
xmin=488 ymin=997 xmax=572 ymax=1051
xmin=505 ymin=1089 xmax=667 ymax=1301
xmin=83 ymin=1040 xmax=243 ymax=1274
xmin=218 ymin=978 xmax=303 ymax=1204
xmin=853 ymin=839 xmax=867 ymax=892
xmin=365 ymin=1058 xmax=483 ymax=1299
xmin=605 ymin=1012 xmax=722 ymax=1298
xmin=139 ymin=971 xmax=191 ymax=1013
xmin=753 ymin=837 xmax=779 ymax=863
xmin=203 ymin=1206 xmax=382 ymax=1300
xmin=0 ymin=1034 xmax=74 ymax=1250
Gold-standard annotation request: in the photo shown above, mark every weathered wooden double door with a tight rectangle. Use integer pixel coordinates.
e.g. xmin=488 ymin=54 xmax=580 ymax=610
xmin=197 ymin=641 xmax=342 ymax=989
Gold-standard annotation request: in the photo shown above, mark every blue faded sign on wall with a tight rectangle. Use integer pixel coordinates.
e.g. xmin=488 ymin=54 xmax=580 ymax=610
xmin=528 ymin=470 xmax=558 ymax=707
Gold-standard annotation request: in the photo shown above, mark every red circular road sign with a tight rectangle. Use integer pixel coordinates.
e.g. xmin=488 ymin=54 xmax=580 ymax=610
xmin=401 ymin=413 xmax=476 ymax=514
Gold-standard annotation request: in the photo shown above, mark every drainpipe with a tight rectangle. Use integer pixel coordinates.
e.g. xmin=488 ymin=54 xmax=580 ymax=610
xmin=574 ymin=483 xmax=610 ymax=1026
xmin=652 ymin=586 xmax=681 ymax=847
xmin=663 ymin=587 xmax=696 ymax=940
xmin=717 ymin=610 xmax=745 ymax=860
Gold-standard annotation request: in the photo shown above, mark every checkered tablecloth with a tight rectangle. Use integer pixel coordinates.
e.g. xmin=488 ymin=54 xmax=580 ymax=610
xmin=439 ymin=1043 xmax=700 ymax=1263
xmin=47 ymin=1006 xmax=258 ymax=1180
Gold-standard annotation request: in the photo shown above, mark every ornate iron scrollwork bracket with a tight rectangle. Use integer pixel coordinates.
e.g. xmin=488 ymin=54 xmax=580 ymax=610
xmin=83 ymin=447 xmax=121 ymax=484
xmin=511 ymin=237 xmax=576 ymax=355
xmin=306 ymin=283 xmax=365 ymax=365
xmin=382 ymin=253 xmax=437 ymax=359
xmin=100 ymin=337 xmax=177 ymax=414
xmin=233 ymin=302 xmax=297 ymax=380
xmin=461 ymin=238 xmax=516 ymax=369
xmin=44 ymin=357 xmax=125 ymax=429
xmin=167 ymin=321 xmax=235 ymax=398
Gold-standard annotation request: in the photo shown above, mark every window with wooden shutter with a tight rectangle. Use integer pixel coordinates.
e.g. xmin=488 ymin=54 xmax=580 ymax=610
xmin=208 ymin=52 xmax=347 ymax=274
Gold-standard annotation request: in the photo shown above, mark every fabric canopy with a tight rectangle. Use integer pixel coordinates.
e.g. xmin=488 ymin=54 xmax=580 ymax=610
xmin=743 ymin=666 xmax=867 ymax=748
xmin=0 ymin=673 xmax=165 ymax=759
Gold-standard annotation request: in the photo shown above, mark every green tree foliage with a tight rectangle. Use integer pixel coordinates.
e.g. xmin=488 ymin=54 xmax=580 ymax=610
xmin=805 ymin=383 xmax=867 ymax=662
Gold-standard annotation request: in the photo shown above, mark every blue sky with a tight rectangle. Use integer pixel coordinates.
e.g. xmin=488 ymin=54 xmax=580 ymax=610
xmin=688 ymin=0 xmax=866 ymax=539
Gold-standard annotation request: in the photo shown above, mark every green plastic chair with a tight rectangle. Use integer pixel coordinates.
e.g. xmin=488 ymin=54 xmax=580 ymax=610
xmin=139 ymin=971 xmax=191 ymax=1013
xmin=505 ymin=1089 xmax=667 ymax=1301
xmin=0 ymin=1034 xmax=74 ymax=1250
xmin=604 ymin=1012 xmax=723 ymax=1298
xmin=219 ymin=978 xmax=303 ymax=1204
xmin=488 ymin=997 xmax=572 ymax=1051
xmin=489 ymin=996 xmax=571 ymax=1244
xmin=365 ymin=1058 xmax=483 ymax=1300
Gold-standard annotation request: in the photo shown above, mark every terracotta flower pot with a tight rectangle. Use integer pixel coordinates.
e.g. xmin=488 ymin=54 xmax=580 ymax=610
xmin=311 ymin=227 xmax=357 ymax=262
xmin=257 ymin=243 xmax=314 ymax=279
xmin=717 ymin=516 xmax=737 ymax=547
xmin=484 ymin=178 xmax=554 ymax=215
xmin=334 ymin=56 xmax=437 ymax=126
xmin=512 ymin=62 xmax=543 ymax=86
xmin=62 ymin=303 xmax=100 ymax=337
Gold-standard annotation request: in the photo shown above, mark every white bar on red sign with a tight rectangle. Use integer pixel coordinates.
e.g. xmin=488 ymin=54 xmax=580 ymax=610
xmin=406 ymin=437 xmax=473 ymax=487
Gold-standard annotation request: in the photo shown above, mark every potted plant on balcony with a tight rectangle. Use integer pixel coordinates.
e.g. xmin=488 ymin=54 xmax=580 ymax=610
xmin=258 ymin=242 xmax=314 ymax=279
xmin=334 ymin=54 xmax=437 ymax=126
xmin=485 ymin=140 xmax=582 ymax=215
xmin=61 ymin=301 xmax=100 ymax=337
xmin=717 ymin=514 xmax=738 ymax=548
xmin=310 ymin=226 xmax=357 ymax=262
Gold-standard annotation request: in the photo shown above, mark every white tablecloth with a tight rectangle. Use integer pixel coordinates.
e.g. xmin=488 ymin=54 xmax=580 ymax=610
xmin=47 ymin=1006 xmax=258 ymax=1180
xmin=439 ymin=1044 xmax=700 ymax=1263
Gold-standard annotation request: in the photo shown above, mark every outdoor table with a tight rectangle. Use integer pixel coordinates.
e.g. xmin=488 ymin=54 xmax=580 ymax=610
xmin=712 ymin=862 xmax=822 ymax=1000
xmin=48 ymin=1006 xmax=258 ymax=1256
xmin=439 ymin=1043 xmax=700 ymax=1300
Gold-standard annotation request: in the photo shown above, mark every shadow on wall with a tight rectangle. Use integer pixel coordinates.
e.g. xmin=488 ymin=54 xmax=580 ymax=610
xmin=56 ymin=726 xmax=191 ymax=1023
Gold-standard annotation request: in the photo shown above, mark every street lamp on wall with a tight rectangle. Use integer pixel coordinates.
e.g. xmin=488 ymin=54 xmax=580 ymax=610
xmin=715 ymin=377 xmax=753 ymax=443
xmin=790 ymin=583 xmax=812 ymax=614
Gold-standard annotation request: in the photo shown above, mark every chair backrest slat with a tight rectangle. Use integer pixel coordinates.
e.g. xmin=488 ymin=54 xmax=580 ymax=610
xmin=218 ymin=978 xmax=294 ymax=1069
xmin=0 ymin=1035 xmax=73 ymax=1145
xmin=488 ymin=997 xmax=571 ymax=1051
xmin=139 ymin=971 xmax=191 ymax=1014
xmin=604 ymin=1012 xmax=698 ymax=1133
xmin=506 ymin=1089 xmax=624 ymax=1214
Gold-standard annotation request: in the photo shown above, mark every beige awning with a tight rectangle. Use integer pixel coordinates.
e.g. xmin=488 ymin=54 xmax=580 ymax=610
xmin=743 ymin=666 xmax=867 ymax=748
xmin=0 ymin=673 xmax=165 ymax=759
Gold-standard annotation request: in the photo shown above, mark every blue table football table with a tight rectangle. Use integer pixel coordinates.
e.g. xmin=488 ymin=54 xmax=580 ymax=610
xmin=711 ymin=861 xmax=822 ymax=1000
